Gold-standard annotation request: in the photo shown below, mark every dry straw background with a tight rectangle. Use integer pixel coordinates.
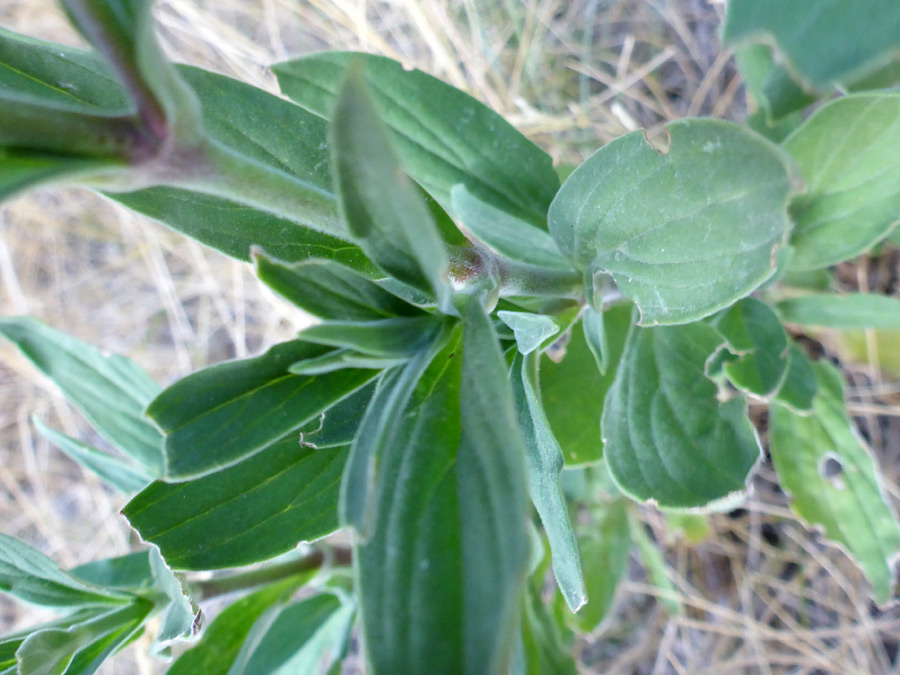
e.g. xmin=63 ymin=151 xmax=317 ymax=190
xmin=2 ymin=0 xmax=900 ymax=673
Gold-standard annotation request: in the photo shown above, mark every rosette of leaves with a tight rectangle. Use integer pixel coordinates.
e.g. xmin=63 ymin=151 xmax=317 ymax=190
xmin=2 ymin=0 xmax=900 ymax=672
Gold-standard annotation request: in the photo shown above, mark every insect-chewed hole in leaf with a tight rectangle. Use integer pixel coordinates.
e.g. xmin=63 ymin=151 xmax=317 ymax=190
xmin=819 ymin=453 xmax=846 ymax=490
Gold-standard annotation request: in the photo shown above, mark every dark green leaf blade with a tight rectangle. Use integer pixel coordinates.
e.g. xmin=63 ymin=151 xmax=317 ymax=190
xmin=776 ymin=293 xmax=900 ymax=329
xmin=511 ymin=352 xmax=585 ymax=612
xmin=273 ymin=52 xmax=558 ymax=229
xmin=783 ymin=94 xmax=900 ymax=270
xmin=549 ymin=120 xmax=796 ymax=325
xmin=122 ymin=440 xmax=349 ymax=570
xmin=602 ymin=318 xmax=761 ymax=508
xmin=298 ymin=316 xmax=444 ymax=358
xmin=147 ymin=340 xmax=375 ymax=480
xmin=0 ymin=153 xmax=115 ymax=202
xmin=0 ymin=316 xmax=163 ymax=475
xmin=34 ymin=419 xmax=150 ymax=494
xmin=774 ymin=344 xmax=818 ymax=413
xmin=331 ymin=67 xmax=453 ymax=313
xmin=254 ymin=253 xmax=422 ymax=322
xmin=770 ymin=362 xmax=900 ymax=602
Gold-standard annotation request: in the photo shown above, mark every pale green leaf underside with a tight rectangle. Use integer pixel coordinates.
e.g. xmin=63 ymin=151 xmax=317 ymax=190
xmin=272 ymin=52 xmax=559 ymax=230
xmin=602 ymin=318 xmax=761 ymax=508
xmin=777 ymin=293 xmax=900 ymax=330
xmin=549 ymin=119 xmax=795 ymax=325
xmin=784 ymin=94 xmax=900 ymax=270
xmin=723 ymin=0 xmax=900 ymax=91
xmin=770 ymin=362 xmax=900 ymax=602
xmin=498 ymin=311 xmax=559 ymax=355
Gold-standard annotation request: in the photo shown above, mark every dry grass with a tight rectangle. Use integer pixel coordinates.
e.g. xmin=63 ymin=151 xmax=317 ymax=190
xmin=1 ymin=0 xmax=899 ymax=673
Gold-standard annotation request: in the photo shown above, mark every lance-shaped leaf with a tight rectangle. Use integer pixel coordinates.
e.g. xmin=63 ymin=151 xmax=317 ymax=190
xmin=0 ymin=533 xmax=129 ymax=608
xmin=168 ymin=576 xmax=307 ymax=675
xmin=582 ymin=307 xmax=609 ymax=375
xmin=602 ymin=318 xmax=761 ymax=508
xmin=783 ymin=94 xmax=900 ymax=270
xmin=273 ymin=52 xmax=559 ymax=229
xmin=723 ymin=0 xmax=900 ymax=93
xmin=254 ymin=253 xmax=423 ymax=322
xmin=356 ymin=301 xmax=529 ymax=674
xmin=147 ymin=340 xmax=376 ymax=480
xmin=451 ymin=184 xmax=573 ymax=271
xmin=0 ymin=153 xmax=116 ymax=202
xmin=548 ymin=120 xmax=796 ymax=325
xmin=288 ymin=350 xmax=406 ymax=376
xmin=228 ymin=592 xmax=354 ymax=675
xmin=776 ymin=293 xmax=900 ymax=330
xmin=331 ymin=68 xmax=453 ymax=314
xmin=511 ymin=352 xmax=585 ymax=611
xmin=34 ymin=419 xmax=150 ymax=494
xmin=774 ymin=344 xmax=818 ymax=414
xmin=123 ymin=440 xmax=349 ymax=570
xmin=298 ymin=316 xmax=445 ymax=358
xmin=498 ymin=311 xmax=560 ymax=355
xmin=770 ymin=362 xmax=900 ymax=602
xmin=540 ymin=304 xmax=633 ymax=465
xmin=16 ymin=599 xmax=152 ymax=675
xmin=0 ymin=316 xmax=163 ymax=475
xmin=710 ymin=297 xmax=789 ymax=399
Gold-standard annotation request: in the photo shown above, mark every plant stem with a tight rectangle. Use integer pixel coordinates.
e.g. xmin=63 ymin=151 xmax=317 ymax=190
xmin=192 ymin=547 xmax=353 ymax=600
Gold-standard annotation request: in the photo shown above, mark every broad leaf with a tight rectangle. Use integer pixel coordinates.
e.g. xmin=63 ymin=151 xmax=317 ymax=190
xmin=776 ymin=293 xmax=900 ymax=330
xmin=733 ymin=44 xmax=816 ymax=123
xmin=356 ymin=301 xmax=530 ymax=674
xmin=770 ymin=362 xmax=900 ymax=602
xmin=548 ymin=119 xmax=796 ymax=325
xmin=123 ymin=440 xmax=349 ymax=570
xmin=540 ymin=304 xmax=633 ymax=465
xmin=331 ymin=68 xmax=453 ymax=313
xmin=296 ymin=381 xmax=376 ymax=449
xmin=34 ymin=419 xmax=150 ymax=494
xmin=147 ymin=340 xmax=375 ymax=480
xmin=710 ymin=297 xmax=789 ymax=399
xmin=0 ymin=533 xmax=128 ymax=608
xmin=574 ymin=499 xmax=631 ymax=631
xmin=273 ymin=52 xmax=559 ymax=230
xmin=723 ymin=0 xmax=900 ymax=92
xmin=511 ymin=353 xmax=585 ymax=612
xmin=498 ymin=311 xmax=560 ymax=355
xmin=602 ymin=318 xmax=761 ymax=508
xmin=70 ymin=552 xmax=154 ymax=591
xmin=451 ymin=184 xmax=573 ymax=270
xmin=783 ymin=94 xmax=900 ymax=269
xmin=168 ymin=576 xmax=306 ymax=675
xmin=229 ymin=592 xmax=354 ymax=675
xmin=255 ymin=254 xmax=422 ymax=322
xmin=299 ymin=316 xmax=445 ymax=358
xmin=773 ymin=344 xmax=818 ymax=414
xmin=0 ymin=316 xmax=163 ymax=475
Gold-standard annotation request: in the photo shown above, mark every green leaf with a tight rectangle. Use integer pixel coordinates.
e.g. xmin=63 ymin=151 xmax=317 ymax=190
xmin=770 ymin=362 xmax=900 ymax=602
xmin=331 ymin=67 xmax=453 ymax=313
xmin=602 ymin=318 xmax=761 ymax=508
xmin=0 ymin=533 xmax=128 ymax=608
xmin=70 ymin=552 xmax=153 ymax=591
xmin=776 ymin=293 xmax=900 ymax=329
xmin=0 ymin=153 xmax=114 ymax=202
xmin=147 ymin=548 xmax=196 ymax=653
xmin=299 ymin=316 xmax=445 ymax=358
xmin=34 ymin=419 xmax=150 ymax=494
xmin=723 ymin=0 xmax=900 ymax=92
xmin=582 ymin=307 xmax=609 ymax=375
xmin=0 ymin=316 xmax=163 ymax=475
xmin=254 ymin=254 xmax=422 ymax=322
xmin=710 ymin=297 xmax=789 ymax=399
xmin=734 ymin=44 xmax=816 ymax=123
xmin=16 ymin=600 xmax=151 ymax=675
xmin=574 ymin=499 xmax=631 ymax=631
xmin=273 ymin=52 xmax=559 ymax=230
xmin=497 ymin=311 xmax=559 ymax=355
xmin=287 ymin=350 xmax=406 ymax=376
xmin=168 ymin=576 xmax=305 ymax=675
xmin=356 ymin=300 xmax=529 ymax=674
xmin=511 ymin=352 xmax=585 ymax=612
xmin=228 ymin=592 xmax=354 ymax=675
xmin=515 ymin=584 xmax=577 ymax=675
xmin=451 ymin=184 xmax=573 ymax=270
xmin=783 ymin=94 xmax=900 ymax=269
xmin=773 ymin=344 xmax=818 ymax=414
xmin=548 ymin=120 xmax=796 ymax=325
xmin=539 ymin=304 xmax=633 ymax=465
xmin=122 ymin=440 xmax=349 ymax=570
xmin=629 ymin=513 xmax=680 ymax=615
xmin=147 ymin=339 xmax=375 ymax=480
xmin=296 ymin=381 xmax=376 ymax=449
